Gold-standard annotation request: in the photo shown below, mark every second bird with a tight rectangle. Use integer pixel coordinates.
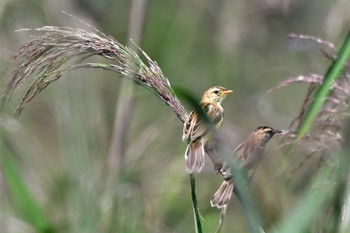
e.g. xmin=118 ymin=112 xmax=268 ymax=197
xmin=210 ymin=126 xmax=282 ymax=208
xmin=182 ymin=86 xmax=233 ymax=173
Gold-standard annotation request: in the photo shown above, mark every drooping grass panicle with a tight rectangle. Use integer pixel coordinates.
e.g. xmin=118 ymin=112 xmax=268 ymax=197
xmin=0 ymin=26 xmax=188 ymax=121
xmin=267 ymin=74 xmax=323 ymax=95
xmin=270 ymin=33 xmax=350 ymax=231
xmin=288 ymin=33 xmax=336 ymax=53
xmin=270 ymin=33 xmax=350 ymax=154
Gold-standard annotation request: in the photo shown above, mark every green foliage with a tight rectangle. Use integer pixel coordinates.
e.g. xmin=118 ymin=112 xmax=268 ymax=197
xmin=0 ymin=133 xmax=56 ymax=233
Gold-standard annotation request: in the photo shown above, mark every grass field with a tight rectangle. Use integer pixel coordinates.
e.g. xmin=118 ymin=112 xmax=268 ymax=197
xmin=1 ymin=1 xmax=350 ymax=233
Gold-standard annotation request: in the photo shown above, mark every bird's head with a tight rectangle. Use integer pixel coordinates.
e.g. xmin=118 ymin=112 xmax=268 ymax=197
xmin=201 ymin=86 xmax=233 ymax=103
xmin=251 ymin=126 xmax=283 ymax=145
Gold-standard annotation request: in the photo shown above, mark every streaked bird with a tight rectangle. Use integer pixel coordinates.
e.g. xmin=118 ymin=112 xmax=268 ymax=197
xmin=182 ymin=86 xmax=233 ymax=173
xmin=210 ymin=126 xmax=282 ymax=208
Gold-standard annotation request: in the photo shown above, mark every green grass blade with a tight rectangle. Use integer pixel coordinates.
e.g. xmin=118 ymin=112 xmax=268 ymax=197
xmin=190 ymin=174 xmax=203 ymax=233
xmin=0 ymin=134 xmax=56 ymax=233
xmin=173 ymin=87 xmax=204 ymax=233
xmin=297 ymin=30 xmax=350 ymax=139
xmin=224 ymin=149 xmax=262 ymax=233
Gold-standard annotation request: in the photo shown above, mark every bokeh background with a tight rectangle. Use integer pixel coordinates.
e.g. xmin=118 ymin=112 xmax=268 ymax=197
xmin=0 ymin=0 xmax=349 ymax=232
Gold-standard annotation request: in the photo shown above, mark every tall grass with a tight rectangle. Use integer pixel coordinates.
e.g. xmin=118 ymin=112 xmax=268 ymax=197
xmin=270 ymin=30 xmax=350 ymax=233
xmin=0 ymin=20 xmax=204 ymax=232
xmin=0 ymin=9 xmax=350 ymax=233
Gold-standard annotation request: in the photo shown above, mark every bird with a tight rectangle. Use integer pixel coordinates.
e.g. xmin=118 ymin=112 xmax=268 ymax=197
xmin=210 ymin=126 xmax=282 ymax=209
xmin=182 ymin=86 xmax=233 ymax=174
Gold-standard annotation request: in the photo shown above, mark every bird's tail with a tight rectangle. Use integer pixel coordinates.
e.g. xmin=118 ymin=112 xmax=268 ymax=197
xmin=185 ymin=140 xmax=205 ymax=173
xmin=210 ymin=180 xmax=234 ymax=209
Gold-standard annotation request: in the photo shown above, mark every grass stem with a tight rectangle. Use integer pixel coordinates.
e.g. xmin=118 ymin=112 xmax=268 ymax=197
xmin=297 ymin=30 xmax=350 ymax=139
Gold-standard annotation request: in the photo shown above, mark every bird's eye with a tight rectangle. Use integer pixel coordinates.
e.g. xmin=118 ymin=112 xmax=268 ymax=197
xmin=266 ymin=129 xmax=273 ymax=135
xmin=213 ymin=90 xmax=219 ymax=94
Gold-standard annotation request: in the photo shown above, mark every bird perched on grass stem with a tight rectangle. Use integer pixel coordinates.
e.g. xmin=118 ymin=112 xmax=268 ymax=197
xmin=210 ymin=126 xmax=282 ymax=208
xmin=182 ymin=86 xmax=233 ymax=174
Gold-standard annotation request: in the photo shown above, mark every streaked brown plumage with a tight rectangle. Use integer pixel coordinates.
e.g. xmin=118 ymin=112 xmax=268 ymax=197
xmin=210 ymin=126 xmax=282 ymax=209
xmin=182 ymin=86 xmax=233 ymax=174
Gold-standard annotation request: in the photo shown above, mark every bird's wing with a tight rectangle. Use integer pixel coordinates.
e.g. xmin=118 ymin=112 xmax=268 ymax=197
xmin=182 ymin=111 xmax=194 ymax=142
xmin=182 ymin=110 xmax=205 ymax=142
xmin=236 ymin=144 xmax=264 ymax=171
xmin=182 ymin=102 xmax=223 ymax=143
xmin=189 ymin=112 xmax=207 ymax=142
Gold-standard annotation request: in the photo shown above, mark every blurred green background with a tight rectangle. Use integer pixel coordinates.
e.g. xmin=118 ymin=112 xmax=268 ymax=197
xmin=0 ymin=0 xmax=349 ymax=232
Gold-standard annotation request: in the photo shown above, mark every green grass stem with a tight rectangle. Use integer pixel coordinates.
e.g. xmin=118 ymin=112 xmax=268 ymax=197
xmin=297 ymin=30 xmax=350 ymax=139
xmin=190 ymin=174 xmax=203 ymax=233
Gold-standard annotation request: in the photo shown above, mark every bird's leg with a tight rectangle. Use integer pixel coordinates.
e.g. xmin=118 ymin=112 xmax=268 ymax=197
xmin=205 ymin=146 xmax=225 ymax=173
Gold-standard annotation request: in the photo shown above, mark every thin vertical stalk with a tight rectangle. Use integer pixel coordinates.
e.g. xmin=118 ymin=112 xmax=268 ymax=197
xmin=190 ymin=174 xmax=203 ymax=233
xmin=107 ymin=0 xmax=149 ymax=171
xmin=339 ymin=121 xmax=350 ymax=232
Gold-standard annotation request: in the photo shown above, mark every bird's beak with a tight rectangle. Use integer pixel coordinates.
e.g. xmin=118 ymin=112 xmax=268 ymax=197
xmin=223 ymin=90 xmax=234 ymax=95
xmin=274 ymin=129 xmax=284 ymax=135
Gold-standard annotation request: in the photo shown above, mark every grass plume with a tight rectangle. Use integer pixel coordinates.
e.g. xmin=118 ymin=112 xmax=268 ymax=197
xmin=0 ymin=22 xmax=205 ymax=232
xmin=268 ymin=32 xmax=350 ymax=232
xmin=0 ymin=25 xmax=188 ymax=122
xmin=269 ymin=32 xmax=350 ymax=154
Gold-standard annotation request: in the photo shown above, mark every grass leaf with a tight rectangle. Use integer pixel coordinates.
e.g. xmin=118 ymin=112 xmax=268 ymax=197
xmin=0 ymin=133 xmax=56 ymax=233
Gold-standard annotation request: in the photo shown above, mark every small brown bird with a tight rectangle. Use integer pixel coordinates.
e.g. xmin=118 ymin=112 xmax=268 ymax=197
xmin=210 ymin=126 xmax=282 ymax=209
xmin=182 ymin=86 xmax=233 ymax=173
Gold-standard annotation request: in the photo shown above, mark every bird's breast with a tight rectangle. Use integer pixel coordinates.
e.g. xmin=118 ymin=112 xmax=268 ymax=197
xmin=205 ymin=103 xmax=224 ymax=127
